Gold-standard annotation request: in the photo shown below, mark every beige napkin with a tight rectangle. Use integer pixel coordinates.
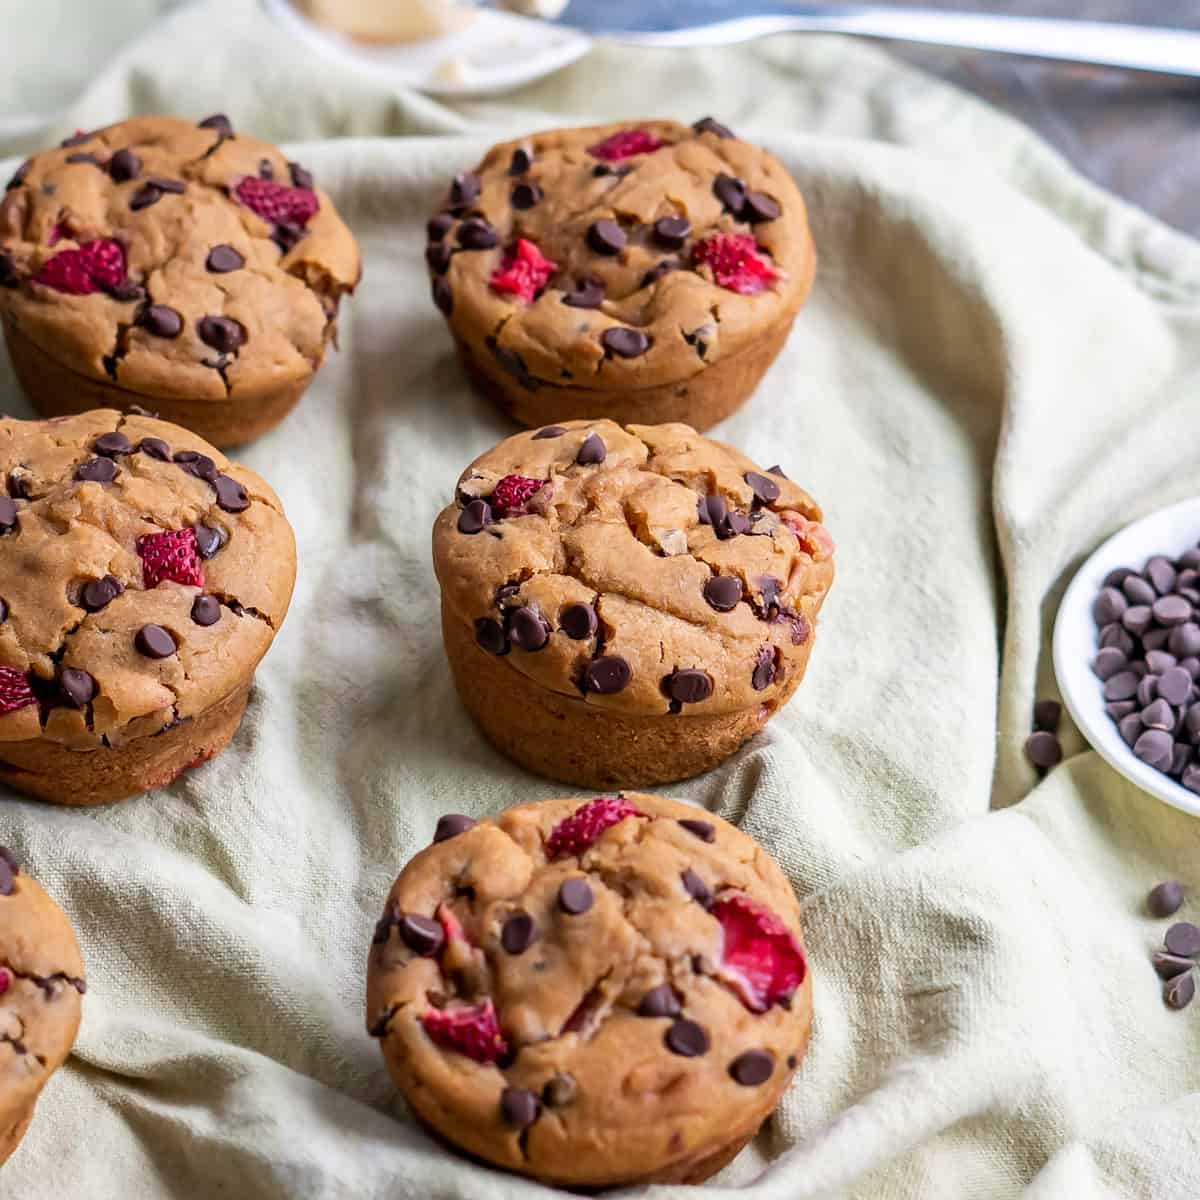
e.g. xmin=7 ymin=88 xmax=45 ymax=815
xmin=1 ymin=2 xmax=1199 ymax=1196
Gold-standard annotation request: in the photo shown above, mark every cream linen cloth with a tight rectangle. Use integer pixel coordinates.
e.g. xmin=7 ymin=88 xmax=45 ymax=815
xmin=2 ymin=3 xmax=1200 ymax=1197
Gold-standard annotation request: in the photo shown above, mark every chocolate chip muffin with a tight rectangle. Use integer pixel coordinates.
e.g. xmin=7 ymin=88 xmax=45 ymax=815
xmin=0 ymin=846 xmax=85 ymax=1166
xmin=433 ymin=420 xmax=834 ymax=787
xmin=0 ymin=409 xmax=295 ymax=805
xmin=367 ymin=793 xmax=811 ymax=1189
xmin=426 ymin=117 xmax=816 ymax=431
xmin=0 ymin=114 xmax=361 ymax=447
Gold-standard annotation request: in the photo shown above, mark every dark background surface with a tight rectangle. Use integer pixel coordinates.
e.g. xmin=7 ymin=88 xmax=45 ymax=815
xmin=868 ymin=0 xmax=1200 ymax=235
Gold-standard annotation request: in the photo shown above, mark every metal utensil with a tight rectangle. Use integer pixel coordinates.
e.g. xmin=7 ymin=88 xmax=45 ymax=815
xmin=553 ymin=2 xmax=1200 ymax=78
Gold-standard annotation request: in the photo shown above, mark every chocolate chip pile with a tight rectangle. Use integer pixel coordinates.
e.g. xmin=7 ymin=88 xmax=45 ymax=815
xmin=1091 ymin=546 xmax=1200 ymax=791
xmin=1146 ymin=880 xmax=1198 ymax=1009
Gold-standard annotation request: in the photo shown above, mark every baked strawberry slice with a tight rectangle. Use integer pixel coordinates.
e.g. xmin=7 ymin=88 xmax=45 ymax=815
xmin=782 ymin=512 xmax=835 ymax=561
xmin=137 ymin=528 xmax=205 ymax=589
xmin=233 ymin=176 xmax=319 ymax=226
xmin=421 ymin=999 xmax=508 ymax=1063
xmin=587 ymin=129 xmax=665 ymax=162
xmin=546 ymin=796 xmax=643 ymax=860
xmin=711 ymin=893 xmax=806 ymax=1013
xmin=0 ymin=667 xmax=36 ymax=716
xmin=436 ymin=902 xmax=468 ymax=947
xmin=34 ymin=238 xmax=127 ymax=295
xmin=490 ymin=239 xmax=558 ymax=304
xmin=691 ymin=233 xmax=779 ymax=296
xmin=490 ymin=474 xmax=549 ymax=518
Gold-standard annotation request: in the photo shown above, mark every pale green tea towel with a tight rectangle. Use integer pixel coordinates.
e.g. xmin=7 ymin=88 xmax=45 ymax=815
xmin=1 ymin=3 xmax=1199 ymax=1198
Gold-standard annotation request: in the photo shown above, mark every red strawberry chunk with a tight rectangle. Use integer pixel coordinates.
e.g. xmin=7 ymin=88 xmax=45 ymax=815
xmin=712 ymin=893 xmax=806 ymax=1013
xmin=782 ymin=512 xmax=834 ymax=561
xmin=137 ymin=528 xmax=205 ymax=589
xmin=436 ymin=902 xmax=467 ymax=946
xmin=0 ymin=968 xmax=9 ymax=995
xmin=234 ymin=176 xmax=319 ymax=226
xmin=490 ymin=474 xmax=547 ymax=517
xmin=547 ymin=796 xmax=643 ymax=860
xmin=34 ymin=239 xmax=127 ymax=295
xmin=490 ymin=239 xmax=558 ymax=304
xmin=0 ymin=668 xmax=36 ymax=716
xmin=691 ymin=233 xmax=779 ymax=296
xmin=421 ymin=1000 xmax=508 ymax=1063
xmin=587 ymin=129 xmax=665 ymax=162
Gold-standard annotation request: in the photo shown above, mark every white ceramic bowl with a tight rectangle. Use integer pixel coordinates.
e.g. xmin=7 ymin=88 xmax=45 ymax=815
xmin=262 ymin=0 xmax=591 ymax=97
xmin=1054 ymin=496 xmax=1200 ymax=819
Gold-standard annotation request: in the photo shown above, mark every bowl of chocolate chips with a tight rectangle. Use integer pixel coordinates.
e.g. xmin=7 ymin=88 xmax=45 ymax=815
xmin=1055 ymin=497 xmax=1200 ymax=818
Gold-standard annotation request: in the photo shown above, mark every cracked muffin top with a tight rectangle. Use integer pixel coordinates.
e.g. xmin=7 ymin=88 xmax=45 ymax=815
xmin=0 ymin=114 xmax=360 ymax=402
xmin=0 ymin=846 xmax=84 ymax=1124
xmin=367 ymin=793 xmax=811 ymax=1187
xmin=426 ymin=117 xmax=815 ymax=391
xmin=0 ymin=410 xmax=295 ymax=749
xmin=433 ymin=420 xmax=834 ymax=717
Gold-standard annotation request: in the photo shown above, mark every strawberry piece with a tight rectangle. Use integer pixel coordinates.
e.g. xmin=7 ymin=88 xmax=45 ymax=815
xmin=490 ymin=239 xmax=558 ymax=304
xmin=587 ymin=129 xmax=665 ymax=162
xmin=0 ymin=968 xmax=9 ymax=995
xmin=490 ymin=474 xmax=547 ymax=517
xmin=547 ymin=796 xmax=643 ymax=860
xmin=691 ymin=233 xmax=779 ymax=296
xmin=782 ymin=512 xmax=834 ymax=561
xmin=711 ymin=893 xmax=806 ymax=1013
xmin=137 ymin=528 xmax=205 ymax=590
xmin=0 ymin=668 xmax=36 ymax=716
xmin=421 ymin=1000 xmax=508 ymax=1064
xmin=233 ymin=176 xmax=319 ymax=227
xmin=33 ymin=238 xmax=126 ymax=295
xmin=436 ymin=902 xmax=467 ymax=947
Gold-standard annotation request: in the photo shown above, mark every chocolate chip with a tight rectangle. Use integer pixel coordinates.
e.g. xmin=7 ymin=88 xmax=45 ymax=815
xmin=752 ymin=648 xmax=776 ymax=691
xmin=427 ymin=213 xmax=454 ymax=243
xmin=287 ymin=161 xmax=313 ymax=190
xmin=0 ymin=498 xmax=18 ymax=532
xmin=490 ymin=342 xmax=539 ymax=389
xmin=399 ymin=914 xmax=444 ymax=957
xmin=75 ymin=457 xmax=117 ymax=484
xmin=457 ymin=216 xmax=498 ymax=250
xmin=206 ymin=244 xmax=244 ymax=273
xmin=681 ymin=869 xmax=711 ymax=906
xmin=135 ymin=624 xmax=177 ymax=659
xmin=1094 ymin=588 xmax=1128 ymax=626
xmin=664 ymin=669 xmax=713 ymax=705
xmin=448 ymin=172 xmax=481 ymax=209
xmin=139 ymin=305 xmax=183 ymax=339
xmin=1103 ymin=671 xmax=1140 ymax=702
xmin=0 ymin=857 xmax=13 ymax=896
xmin=1146 ymin=556 xmax=1178 ymax=595
xmin=576 ymin=432 xmax=607 ymax=465
xmin=742 ymin=192 xmax=781 ymax=223
xmin=679 ymin=818 xmax=715 ymax=843
xmin=94 ymin=431 xmax=131 ymax=457
xmin=434 ymin=815 xmax=476 ymax=845
xmin=151 ymin=177 xmax=187 ymax=196
xmin=563 ymin=277 xmax=604 ymax=308
xmin=198 ymin=114 xmax=234 ymax=136
xmin=641 ymin=260 xmax=679 ymax=288
xmin=665 ymin=1019 xmax=709 ymax=1057
xmin=584 ymin=655 xmax=630 ymax=694
xmin=432 ymin=277 xmax=453 ymax=316
xmin=193 ymin=523 xmax=225 ymax=559
xmin=1118 ymin=712 xmax=1144 ymax=747
xmin=532 ymin=426 xmax=565 ymax=440
xmin=693 ymin=116 xmax=734 ymax=138
xmin=138 ymin=437 xmax=171 ymax=461
xmin=81 ymin=575 xmax=123 ymax=612
xmin=175 ymin=451 xmax=218 ymax=483
xmin=1033 ymin=700 xmax=1062 ymax=732
xmin=511 ymin=182 xmax=542 ymax=210
xmin=0 ymin=598 xmax=9 ymax=622
xmin=1149 ymin=881 xmax=1185 ymax=918
xmin=698 ymin=494 xmax=726 ymax=527
xmin=1154 ymin=596 xmax=1193 ymax=627
xmin=104 ymin=148 xmax=141 ymax=184
xmin=560 ymin=603 xmax=598 ymax=640
xmin=653 ymin=216 xmax=691 ymax=249
xmin=587 ymin=219 xmax=627 ymax=257
xmin=273 ymin=223 xmax=304 ymax=254
xmin=602 ymin=327 xmax=650 ymax=358
xmin=501 ymin=911 xmax=535 ymax=954
xmin=58 ymin=668 xmax=96 ymax=708
xmin=500 ymin=1087 xmax=540 ymax=1129
xmin=729 ymin=1050 xmax=773 ymax=1086
xmin=1165 ymin=921 xmax=1200 ymax=958
xmin=1123 ymin=575 xmax=1156 ymax=606
xmin=1134 ymin=728 xmax=1174 ymax=771
xmin=475 ymin=617 xmax=508 ymax=656
xmin=704 ymin=575 xmax=742 ymax=612
xmin=1142 ymin=699 xmax=1175 ymax=732
xmin=508 ymin=606 xmax=549 ymax=653
xmin=509 ymin=147 xmax=533 ymax=176
xmin=130 ymin=183 xmax=162 ymax=210
xmin=0 ymin=252 xmax=16 ymax=289
xmin=1170 ymin=624 xmax=1200 ymax=658
xmin=190 ymin=595 xmax=220 ymax=627
xmin=559 ymin=878 xmax=593 ymax=915
xmin=1099 ymin=623 xmax=1134 ymax=655
xmin=714 ymin=173 xmax=747 ymax=214
xmin=256 ymin=158 xmax=275 ymax=181
xmin=1146 ymin=651 xmax=1178 ymax=675
xmin=458 ymin=500 xmax=492 ymax=535
xmin=1154 ymin=951 xmax=1195 ymax=979
xmin=542 ymin=1073 xmax=577 ymax=1107
xmin=213 ymin=475 xmax=249 ymax=513
xmin=1024 ymin=731 xmax=1062 ymax=770
xmin=744 ymin=471 xmax=780 ymax=504
xmin=198 ymin=316 xmax=245 ymax=354
xmin=1160 ymin=666 xmax=1193 ymax=706
xmin=722 ymin=512 xmax=752 ymax=539
xmin=1164 ymin=970 xmax=1196 ymax=1010
xmin=1094 ymin=647 xmax=1128 ymax=680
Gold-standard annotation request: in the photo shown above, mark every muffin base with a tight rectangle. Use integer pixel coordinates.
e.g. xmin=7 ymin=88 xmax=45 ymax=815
xmin=0 ymin=681 xmax=251 ymax=806
xmin=454 ymin=309 xmax=796 ymax=433
xmin=443 ymin=607 xmax=806 ymax=788
xmin=3 ymin=320 xmax=311 ymax=449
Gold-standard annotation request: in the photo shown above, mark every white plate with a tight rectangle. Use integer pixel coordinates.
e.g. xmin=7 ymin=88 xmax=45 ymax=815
xmin=262 ymin=0 xmax=592 ymax=97
xmin=1054 ymin=496 xmax=1200 ymax=819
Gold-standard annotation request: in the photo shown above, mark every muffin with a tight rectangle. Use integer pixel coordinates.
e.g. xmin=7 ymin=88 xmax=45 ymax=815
xmin=432 ymin=419 xmax=834 ymax=788
xmin=425 ymin=117 xmax=816 ymax=431
xmin=0 ymin=114 xmax=360 ymax=447
xmin=367 ymin=793 xmax=811 ymax=1190
xmin=0 ymin=409 xmax=295 ymax=805
xmin=0 ymin=845 xmax=85 ymax=1165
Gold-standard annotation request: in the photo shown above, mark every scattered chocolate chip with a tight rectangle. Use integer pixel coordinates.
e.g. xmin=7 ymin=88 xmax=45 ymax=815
xmin=130 ymin=182 xmax=162 ymax=210
xmin=206 ymin=244 xmax=244 ymax=273
xmin=576 ymin=432 xmax=607 ymax=465
xmin=640 ymin=260 xmax=680 ymax=288
xmin=588 ymin=220 xmax=627 ymax=256
xmin=94 ymin=431 xmax=132 ymax=457
xmin=198 ymin=315 xmax=245 ymax=354
xmin=653 ymin=216 xmax=691 ymax=249
xmin=693 ymin=116 xmax=734 ymax=138
xmin=511 ymin=182 xmax=543 ymax=210
xmin=1154 ymin=951 xmax=1195 ymax=979
xmin=289 ymin=161 xmax=313 ymax=190
xmin=58 ymin=668 xmax=95 ymax=708
xmin=139 ymin=305 xmax=183 ymax=339
xmin=427 ymin=213 xmax=454 ymax=242
xmin=198 ymin=114 xmax=234 ymax=136
xmin=449 ymin=172 xmax=481 ymax=209
xmin=1033 ymin=699 xmax=1062 ymax=732
xmin=509 ymin=146 xmax=533 ymax=176
xmin=703 ymin=575 xmax=742 ymax=612
xmin=500 ymin=1087 xmax=540 ymax=1129
xmin=0 ymin=251 xmax=16 ymax=289
xmin=475 ymin=617 xmax=508 ymax=656
xmin=665 ymin=1019 xmax=709 ymax=1057
xmin=560 ymin=603 xmax=598 ymax=640
xmin=638 ymin=985 xmax=681 ymax=1018
xmin=75 ymin=457 xmax=117 ymax=484
xmin=510 ymin=605 xmax=550 ymax=652
xmin=399 ymin=914 xmax=444 ymax=956
xmin=681 ymin=869 xmax=711 ymax=906
xmin=1024 ymin=731 xmax=1062 ymax=771
xmin=501 ymin=911 xmax=536 ymax=955
xmin=679 ymin=818 xmax=715 ymax=843
xmin=698 ymin=494 xmax=726 ymax=527
xmin=432 ymin=816 xmax=476 ymax=846
xmin=742 ymin=191 xmax=781 ymax=223
xmin=257 ymin=158 xmax=275 ymax=180
xmin=490 ymin=342 xmax=539 ymax=389
xmin=81 ymin=575 xmax=123 ymax=612
xmin=532 ymin=426 xmax=565 ymax=440
xmin=1165 ymin=921 xmax=1200 ymax=958
xmin=584 ymin=655 xmax=630 ymax=694
xmin=213 ymin=475 xmax=249 ymax=513
xmin=558 ymin=878 xmax=593 ymax=915
xmin=457 ymin=216 xmax=498 ymax=250
xmin=664 ymin=669 xmax=713 ymax=705
xmin=602 ymin=327 xmax=650 ymax=358
xmin=273 ymin=223 xmax=304 ymax=254
xmin=1165 ymin=969 xmax=1196 ymax=1010
xmin=458 ymin=499 xmax=492 ymax=535
xmin=752 ymin=648 xmax=777 ymax=691
xmin=190 ymin=595 xmax=220 ymax=627
xmin=425 ymin=243 xmax=453 ymax=276
xmin=193 ymin=523 xmax=224 ymax=560
xmin=729 ymin=1050 xmax=773 ymax=1086
xmin=0 ymin=499 xmax=18 ymax=533
xmin=744 ymin=471 xmax=780 ymax=504
xmin=714 ymin=173 xmax=747 ymax=214
xmin=149 ymin=178 xmax=186 ymax=196
xmin=1149 ymin=881 xmax=1185 ymax=918
xmin=542 ymin=1073 xmax=577 ymax=1107
xmin=135 ymin=624 xmax=177 ymax=659
xmin=721 ymin=512 xmax=752 ymax=539
xmin=563 ymin=277 xmax=604 ymax=308
xmin=175 ymin=451 xmax=218 ymax=483
xmin=431 ymin=276 xmax=453 ymax=316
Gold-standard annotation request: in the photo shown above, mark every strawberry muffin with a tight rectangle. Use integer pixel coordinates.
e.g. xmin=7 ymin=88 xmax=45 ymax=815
xmin=0 ymin=114 xmax=360 ymax=446
xmin=432 ymin=419 xmax=834 ymax=788
xmin=0 ymin=409 xmax=295 ymax=805
xmin=367 ymin=793 xmax=811 ymax=1189
xmin=425 ymin=116 xmax=816 ymax=431
xmin=0 ymin=845 xmax=85 ymax=1165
